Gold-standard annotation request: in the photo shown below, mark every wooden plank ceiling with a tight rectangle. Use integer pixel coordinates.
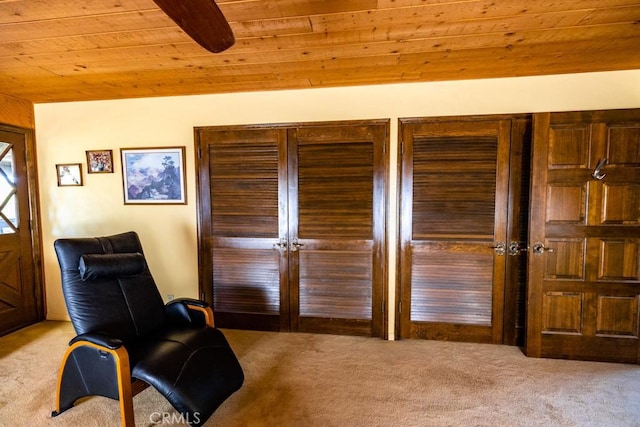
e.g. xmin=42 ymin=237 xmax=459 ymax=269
xmin=1 ymin=0 xmax=639 ymax=103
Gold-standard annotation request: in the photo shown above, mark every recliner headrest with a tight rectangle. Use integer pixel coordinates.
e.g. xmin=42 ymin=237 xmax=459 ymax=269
xmin=78 ymin=253 xmax=146 ymax=281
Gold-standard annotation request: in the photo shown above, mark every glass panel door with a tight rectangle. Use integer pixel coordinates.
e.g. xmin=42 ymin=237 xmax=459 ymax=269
xmin=0 ymin=141 xmax=17 ymax=234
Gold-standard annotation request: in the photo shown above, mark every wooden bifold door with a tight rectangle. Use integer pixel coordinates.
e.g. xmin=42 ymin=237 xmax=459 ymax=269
xmin=195 ymin=120 xmax=388 ymax=337
xmin=398 ymin=115 xmax=531 ymax=344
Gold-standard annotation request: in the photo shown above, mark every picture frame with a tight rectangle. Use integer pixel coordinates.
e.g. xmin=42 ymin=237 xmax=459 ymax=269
xmin=86 ymin=149 xmax=114 ymax=173
xmin=121 ymin=147 xmax=187 ymax=204
xmin=56 ymin=163 xmax=83 ymax=186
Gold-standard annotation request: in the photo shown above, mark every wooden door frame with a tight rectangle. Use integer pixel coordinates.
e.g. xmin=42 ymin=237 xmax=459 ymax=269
xmin=524 ymin=112 xmax=550 ymax=357
xmin=0 ymin=123 xmax=44 ymax=335
xmin=395 ymin=114 xmax=531 ymax=343
xmin=502 ymin=117 xmax=532 ymax=346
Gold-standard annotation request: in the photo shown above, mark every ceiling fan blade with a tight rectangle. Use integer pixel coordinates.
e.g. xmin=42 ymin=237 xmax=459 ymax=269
xmin=153 ymin=0 xmax=235 ymax=53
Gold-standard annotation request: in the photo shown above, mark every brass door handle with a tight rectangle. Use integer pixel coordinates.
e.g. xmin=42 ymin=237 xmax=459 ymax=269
xmin=508 ymin=242 xmax=528 ymax=256
xmin=532 ymin=242 xmax=554 ymax=256
xmin=290 ymin=240 xmax=304 ymax=252
xmin=490 ymin=242 xmax=506 ymax=256
xmin=273 ymin=239 xmax=287 ymax=249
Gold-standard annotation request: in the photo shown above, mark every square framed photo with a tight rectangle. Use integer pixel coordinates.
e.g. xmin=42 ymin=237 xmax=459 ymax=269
xmin=56 ymin=163 xmax=83 ymax=186
xmin=121 ymin=147 xmax=186 ymax=204
xmin=86 ymin=149 xmax=114 ymax=173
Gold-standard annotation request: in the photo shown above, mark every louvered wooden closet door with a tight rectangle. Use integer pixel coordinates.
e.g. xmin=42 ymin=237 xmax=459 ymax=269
xmin=399 ymin=117 xmax=521 ymax=343
xmin=196 ymin=127 xmax=288 ymax=331
xmin=289 ymin=124 xmax=386 ymax=336
xmin=196 ymin=121 xmax=387 ymax=337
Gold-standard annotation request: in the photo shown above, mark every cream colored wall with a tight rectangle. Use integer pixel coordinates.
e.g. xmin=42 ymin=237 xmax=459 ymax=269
xmin=35 ymin=70 xmax=640 ymax=336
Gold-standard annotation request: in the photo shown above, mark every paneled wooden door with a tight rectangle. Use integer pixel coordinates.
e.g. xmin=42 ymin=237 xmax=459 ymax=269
xmin=195 ymin=120 xmax=388 ymax=337
xmin=0 ymin=125 xmax=43 ymax=335
xmin=398 ymin=115 xmax=530 ymax=343
xmin=526 ymin=109 xmax=640 ymax=363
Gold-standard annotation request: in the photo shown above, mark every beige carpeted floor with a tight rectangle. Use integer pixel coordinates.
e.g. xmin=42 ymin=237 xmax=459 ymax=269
xmin=1 ymin=321 xmax=639 ymax=426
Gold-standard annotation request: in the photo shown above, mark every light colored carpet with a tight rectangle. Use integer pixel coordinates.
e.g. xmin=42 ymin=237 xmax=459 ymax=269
xmin=0 ymin=321 xmax=638 ymax=426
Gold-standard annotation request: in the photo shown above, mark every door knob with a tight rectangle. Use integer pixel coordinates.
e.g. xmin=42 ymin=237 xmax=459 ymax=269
xmin=532 ymin=241 xmax=554 ymax=256
xmin=273 ymin=238 xmax=287 ymax=249
xmin=490 ymin=242 xmax=506 ymax=256
xmin=290 ymin=242 xmax=303 ymax=251
xmin=290 ymin=240 xmax=304 ymax=252
xmin=508 ymin=241 xmax=528 ymax=256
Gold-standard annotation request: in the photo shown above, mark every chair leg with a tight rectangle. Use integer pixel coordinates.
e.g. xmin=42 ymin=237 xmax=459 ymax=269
xmin=52 ymin=341 xmax=135 ymax=427
xmin=52 ymin=345 xmax=81 ymax=416
xmin=112 ymin=346 xmax=134 ymax=427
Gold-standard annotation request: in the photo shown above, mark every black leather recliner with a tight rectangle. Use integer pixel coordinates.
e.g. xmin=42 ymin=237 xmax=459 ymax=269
xmin=51 ymin=231 xmax=244 ymax=426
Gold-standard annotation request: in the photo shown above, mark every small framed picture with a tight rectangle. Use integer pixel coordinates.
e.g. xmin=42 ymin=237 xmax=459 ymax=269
xmin=121 ymin=147 xmax=187 ymax=204
xmin=86 ymin=150 xmax=114 ymax=173
xmin=56 ymin=163 xmax=83 ymax=186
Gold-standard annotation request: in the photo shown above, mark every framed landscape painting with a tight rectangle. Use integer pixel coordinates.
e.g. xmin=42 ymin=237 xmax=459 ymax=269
xmin=121 ymin=147 xmax=186 ymax=204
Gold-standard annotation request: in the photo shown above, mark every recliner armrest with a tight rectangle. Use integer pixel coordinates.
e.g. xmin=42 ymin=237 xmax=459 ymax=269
xmin=167 ymin=297 xmax=209 ymax=308
xmin=70 ymin=333 xmax=124 ymax=350
xmin=165 ymin=298 xmax=214 ymax=328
